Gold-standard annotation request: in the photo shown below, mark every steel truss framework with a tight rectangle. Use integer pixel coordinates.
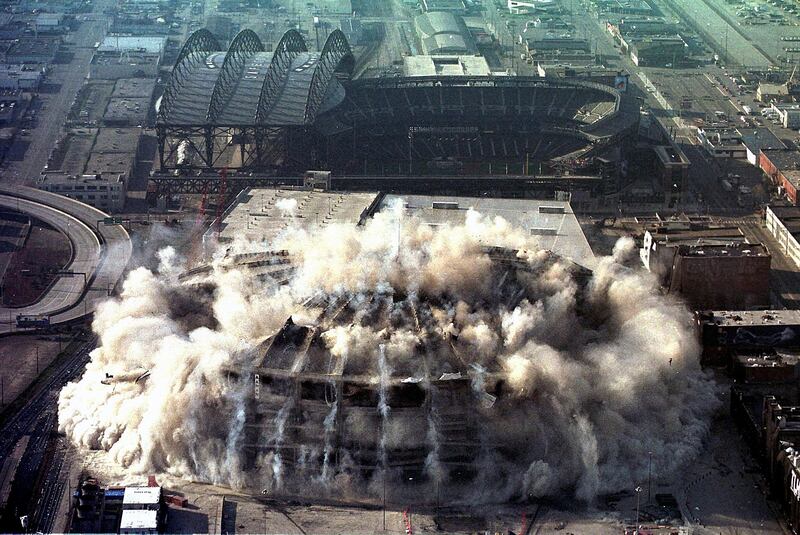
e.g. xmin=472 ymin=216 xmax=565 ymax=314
xmin=150 ymin=173 xmax=603 ymax=197
xmin=159 ymin=29 xmax=222 ymax=125
xmin=207 ymin=29 xmax=265 ymax=124
xmin=304 ymin=30 xmax=355 ymax=123
xmin=158 ymin=28 xmax=355 ymax=170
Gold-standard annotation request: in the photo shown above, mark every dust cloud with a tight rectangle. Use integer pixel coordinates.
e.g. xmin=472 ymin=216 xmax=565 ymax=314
xmin=58 ymin=203 xmax=719 ymax=502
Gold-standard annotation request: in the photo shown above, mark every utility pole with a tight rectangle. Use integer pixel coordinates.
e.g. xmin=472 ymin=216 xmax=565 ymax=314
xmin=382 ymin=476 xmax=386 ymax=531
xmin=634 ymin=486 xmax=642 ymax=534
xmin=647 ymin=452 xmax=652 ymax=504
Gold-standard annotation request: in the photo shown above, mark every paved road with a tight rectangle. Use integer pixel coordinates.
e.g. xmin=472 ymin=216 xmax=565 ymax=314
xmin=0 ymin=195 xmax=100 ymax=320
xmin=0 ymin=0 xmax=112 ymax=185
xmin=0 ymin=337 xmax=95 ymax=533
xmin=0 ymin=186 xmax=131 ymax=330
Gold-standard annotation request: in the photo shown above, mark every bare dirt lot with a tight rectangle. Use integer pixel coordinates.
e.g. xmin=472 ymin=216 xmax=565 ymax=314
xmin=0 ymin=334 xmax=66 ymax=408
xmin=2 ymin=222 xmax=71 ymax=307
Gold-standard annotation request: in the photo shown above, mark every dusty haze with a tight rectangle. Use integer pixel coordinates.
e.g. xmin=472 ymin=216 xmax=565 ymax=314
xmin=58 ymin=204 xmax=719 ymax=502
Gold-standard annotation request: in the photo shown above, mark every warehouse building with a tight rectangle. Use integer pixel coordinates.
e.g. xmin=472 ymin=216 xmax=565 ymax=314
xmin=642 ymin=229 xmax=769 ymax=310
xmin=0 ymin=64 xmax=43 ymax=90
xmin=628 ymin=35 xmax=685 ymax=67
xmin=760 ymin=149 xmax=800 ymax=205
xmin=89 ymin=36 xmax=166 ymax=80
xmin=39 ymin=173 xmax=126 ymax=212
xmin=696 ymin=310 xmax=800 ymax=365
xmin=6 ymin=38 xmax=59 ymax=64
xmin=414 ymin=12 xmax=476 ymax=55
xmin=740 ymin=128 xmax=785 ymax=167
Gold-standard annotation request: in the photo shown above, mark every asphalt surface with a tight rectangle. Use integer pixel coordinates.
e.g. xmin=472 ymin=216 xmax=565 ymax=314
xmin=0 ymin=186 xmax=132 ymax=331
xmin=0 ymin=194 xmax=100 ymax=320
xmin=0 ymin=4 xmax=112 ymax=185
xmin=0 ymin=336 xmax=95 ymax=533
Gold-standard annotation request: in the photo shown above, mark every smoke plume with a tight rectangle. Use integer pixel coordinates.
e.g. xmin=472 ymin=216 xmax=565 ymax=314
xmin=58 ymin=204 xmax=719 ymax=502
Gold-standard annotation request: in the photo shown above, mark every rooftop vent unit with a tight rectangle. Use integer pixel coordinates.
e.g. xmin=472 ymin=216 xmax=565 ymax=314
xmin=530 ymin=227 xmax=558 ymax=236
xmin=539 ymin=205 xmax=565 ymax=214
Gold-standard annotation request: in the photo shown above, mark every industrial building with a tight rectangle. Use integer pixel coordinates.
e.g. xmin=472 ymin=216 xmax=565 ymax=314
xmin=0 ymin=64 xmax=43 ymax=91
xmin=760 ymin=149 xmax=800 ymax=205
xmin=740 ymin=128 xmax=785 ymax=167
xmin=640 ymin=220 xmax=769 ymax=310
xmin=413 ymin=12 xmax=476 ymax=55
xmin=696 ymin=310 xmax=800 ymax=365
xmin=5 ymin=38 xmax=59 ymax=64
xmin=628 ymin=35 xmax=686 ymax=67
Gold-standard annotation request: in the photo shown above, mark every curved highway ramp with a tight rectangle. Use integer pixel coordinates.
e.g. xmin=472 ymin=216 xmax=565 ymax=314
xmin=0 ymin=185 xmax=132 ymax=332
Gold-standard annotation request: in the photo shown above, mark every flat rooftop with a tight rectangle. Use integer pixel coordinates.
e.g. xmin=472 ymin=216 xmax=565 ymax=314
xmin=122 ymin=486 xmax=161 ymax=505
xmin=120 ymin=509 xmax=158 ymax=530
xmin=93 ymin=127 xmax=140 ymax=153
xmin=85 ymin=152 xmax=134 ymax=176
xmin=761 ymin=149 xmax=800 ymax=169
xmin=112 ymin=78 xmax=156 ymax=99
xmin=98 ymin=35 xmax=166 ymax=54
xmin=654 ymin=144 xmax=690 ymax=166
xmin=103 ymin=97 xmax=149 ymax=125
xmin=740 ymin=128 xmax=786 ymax=154
xmin=91 ymin=52 xmax=159 ymax=66
xmin=51 ymin=128 xmax=96 ymax=175
xmin=381 ymin=195 xmax=596 ymax=269
xmin=699 ymin=310 xmax=800 ymax=327
xmin=6 ymin=38 xmax=58 ymax=59
xmin=678 ymin=242 xmax=769 ymax=258
xmin=214 ymin=188 xmax=380 ymax=245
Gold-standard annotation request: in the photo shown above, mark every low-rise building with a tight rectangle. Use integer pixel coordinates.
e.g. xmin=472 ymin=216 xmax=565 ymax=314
xmin=422 ymin=0 xmax=466 ymax=12
xmin=740 ymin=128 xmax=786 ymax=167
xmin=119 ymin=509 xmax=158 ymax=534
xmin=38 ymin=173 xmax=126 ymax=212
xmin=697 ymin=128 xmax=747 ymax=158
xmin=507 ymin=0 xmax=557 ymax=14
xmin=89 ymin=51 xmax=160 ymax=79
xmin=757 ymin=82 xmax=792 ymax=104
xmin=766 ymin=205 xmax=800 ymax=268
xmin=696 ymin=309 xmax=800 ymax=364
xmin=642 ymin=232 xmax=770 ymax=310
xmin=6 ymin=37 xmax=59 ymax=64
xmin=760 ymin=149 xmax=800 ymax=205
xmin=34 ymin=13 xmax=66 ymax=34
xmin=653 ymin=144 xmax=690 ymax=204
xmin=731 ymin=349 xmax=800 ymax=384
xmin=0 ymin=64 xmax=43 ymax=90
xmin=628 ymin=35 xmax=685 ymax=67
